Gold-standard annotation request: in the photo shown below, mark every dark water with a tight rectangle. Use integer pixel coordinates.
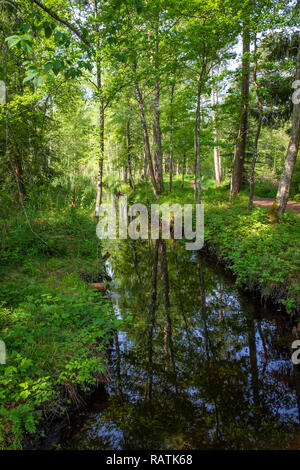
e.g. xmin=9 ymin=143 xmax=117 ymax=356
xmin=61 ymin=240 xmax=300 ymax=450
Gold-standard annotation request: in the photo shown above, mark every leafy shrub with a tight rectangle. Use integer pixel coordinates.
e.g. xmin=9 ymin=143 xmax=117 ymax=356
xmin=0 ymin=278 xmax=116 ymax=449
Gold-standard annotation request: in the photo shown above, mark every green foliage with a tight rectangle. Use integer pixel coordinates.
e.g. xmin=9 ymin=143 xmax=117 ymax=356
xmin=131 ymin=179 xmax=300 ymax=313
xmin=205 ymin=192 xmax=300 ymax=312
xmin=241 ymin=178 xmax=278 ymax=198
xmin=0 ymin=208 xmax=116 ymax=449
xmin=1 ymin=0 xmax=299 ymax=451
xmin=0 ymin=278 xmax=115 ymax=448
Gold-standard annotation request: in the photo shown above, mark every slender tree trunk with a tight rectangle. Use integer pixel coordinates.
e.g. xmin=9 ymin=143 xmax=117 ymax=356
xmin=153 ymin=39 xmax=164 ymax=193
xmin=126 ymin=119 xmax=135 ymax=190
xmin=270 ymin=96 xmax=276 ymax=176
xmin=248 ymin=35 xmax=263 ymax=211
xmin=275 ymin=41 xmax=300 ymax=216
xmin=94 ymin=0 xmax=104 ymax=218
xmin=160 ymin=240 xmax=176 ymax=380
xmin=143 ymin=151 xmax=148 ymax=179
xmin=272 ymin=147 xmax=277 ymax=176
xmin=210 ymin=67 xmax=221 ymax=184
xmin=163 ymin=319 xmax=169 ymax=373
xmin=114 ymin=332 xmax=124 ymax=399
xmin=3 ymin=47 xmax=25 ymax=203
xmin=230 ymin=21 xmax=250 ymax=198
xmin=247 ymin=316 xmax=260 ymax=426
xmin=169 ymin=82 xmax=175 ymax=192
xmin=12 ymin=145 xmax=26 ymax=202
xmin=169 ymin=83 xmax=175 ymax=192
xmin=194 ymin=65 xmax=206 ymax=203
xmin=172 ymin=247 xmax=191 ymax=349
xmin=194 ymin=78 xmax=201 ymax=201
xmin=134 ymin=73 xmax=158 ymax=198
xmin=152 ymin=118 xmax=160 ymax=189
xmin=182 ymin=152 xmax=186 ymax=188
xmin=153 ymin=78 xmax=164 ymax=192
xmin=148 ymin=239 xmax=159 ymax=400
xmin=197 ymin=253 xmax=210 ymax=359
xmin=148 ymin=16 xmax=164 ymax=194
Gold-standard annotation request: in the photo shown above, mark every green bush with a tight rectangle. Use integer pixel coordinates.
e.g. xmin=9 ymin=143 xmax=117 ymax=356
xmin=0 ymin=277 xmax=116 ymax=449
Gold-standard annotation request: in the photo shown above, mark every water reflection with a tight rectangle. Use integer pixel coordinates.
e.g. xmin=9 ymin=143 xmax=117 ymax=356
xmin=62 ymin=240 xmax=300 ymax=450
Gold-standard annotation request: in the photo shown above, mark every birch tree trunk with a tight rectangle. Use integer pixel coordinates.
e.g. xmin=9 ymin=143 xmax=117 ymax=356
xmin=230 ymin=21 xmax=250 ymax=198
xmin=275 ymin=41 xmax=300 ymax=216
xmin=210 ymin=67 xmax=221 ymax=184
xmin=134 ymin=75 xmax=158 ymax=198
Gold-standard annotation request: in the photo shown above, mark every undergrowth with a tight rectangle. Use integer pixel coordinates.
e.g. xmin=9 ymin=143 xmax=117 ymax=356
xmin=0 ymin=206 xmax=117 ymax=449
xmin=130 ymin=176 xmax=300 ymax=314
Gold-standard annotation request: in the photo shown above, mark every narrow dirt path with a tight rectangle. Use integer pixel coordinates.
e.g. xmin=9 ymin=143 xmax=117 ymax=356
xmin=253 ymin=196 xmax=300 ymax=215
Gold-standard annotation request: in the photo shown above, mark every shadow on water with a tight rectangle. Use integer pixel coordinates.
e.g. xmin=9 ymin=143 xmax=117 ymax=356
xmin=61 ymin=239 xmax=300 ymax=450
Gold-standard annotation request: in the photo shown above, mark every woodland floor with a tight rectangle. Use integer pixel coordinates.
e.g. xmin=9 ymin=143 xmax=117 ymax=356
xmin=253 ymin=196 xmax=300 ymax=215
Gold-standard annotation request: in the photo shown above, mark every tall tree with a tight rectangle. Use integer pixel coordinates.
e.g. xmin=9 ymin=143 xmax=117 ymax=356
xmin=169 ymin=81 xmax=175 ymax=191
xmin=126 ymin=119 xmax=135 ymax=190
xmin=275 ymin=40 xmax=300 ymax=216
xmin=194 ymin=64 xmax=207 ymax=203
xmin=248 ymin=34 xmax=263 ymax=211
xmin=210 ymin=66 xmax=221 ymax=184
xmin=230 ymin=18 xmax=251 ymax=198
xmin=152 ymin=18 xmax=164 ymax=193
xmin=93 ymin=0 xmax=105 ymax=218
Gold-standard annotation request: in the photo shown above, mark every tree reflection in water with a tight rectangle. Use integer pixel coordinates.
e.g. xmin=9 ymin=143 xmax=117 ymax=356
xmin=62 ymin=240 xmax=300 ymax=450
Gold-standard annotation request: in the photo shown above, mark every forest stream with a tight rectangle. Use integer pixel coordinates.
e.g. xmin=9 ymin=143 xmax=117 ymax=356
xmin=60 ymin=240 xmax=300 ymax=450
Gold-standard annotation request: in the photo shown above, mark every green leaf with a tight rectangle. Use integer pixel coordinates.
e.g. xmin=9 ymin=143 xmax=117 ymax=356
xmin=20 ymin=40 xmax=32 ymax=54
xmin=5 ymin=35 xmax=21 ymax=48
xmin=43 ymin=22 xmax=53 ymax=39
xmin=23 ymin=70 xmax=38 ymax=84
xmin=52 ymin=59 xmax=63 ymax=75
xmin=33 ymin=75 xmax=44 ymax=88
